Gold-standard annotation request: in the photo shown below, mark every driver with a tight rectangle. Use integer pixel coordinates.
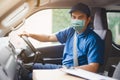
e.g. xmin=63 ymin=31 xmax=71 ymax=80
xmin=20 ymin=2 xmax=104 ymax=80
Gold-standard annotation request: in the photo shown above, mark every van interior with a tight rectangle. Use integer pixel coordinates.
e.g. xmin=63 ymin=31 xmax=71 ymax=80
xmin=0 ymin=0 xmax=120 ymax=80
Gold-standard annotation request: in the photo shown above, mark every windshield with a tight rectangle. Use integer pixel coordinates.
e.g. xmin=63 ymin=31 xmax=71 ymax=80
xmin=9 ymin=9 xmax=71 ymax=48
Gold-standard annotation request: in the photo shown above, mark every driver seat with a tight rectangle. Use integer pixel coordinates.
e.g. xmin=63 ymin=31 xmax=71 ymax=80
xmin=93 ymin=8 xmax=112 ymax=74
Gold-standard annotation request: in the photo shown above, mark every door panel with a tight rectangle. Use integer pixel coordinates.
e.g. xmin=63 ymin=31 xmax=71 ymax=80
xmin=37 ymin=44 xmax=64 ymax=64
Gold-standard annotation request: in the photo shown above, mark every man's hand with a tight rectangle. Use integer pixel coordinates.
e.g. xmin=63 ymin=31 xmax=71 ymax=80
xmin=75 ymin=63 xmax=99 ymax=73
xmin=19 ymin=31 xmax=30 ymax=37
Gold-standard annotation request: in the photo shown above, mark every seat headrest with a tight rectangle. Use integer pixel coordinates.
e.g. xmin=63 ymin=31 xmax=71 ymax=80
xmin=94 ymin=8 xmax=108 ymax=30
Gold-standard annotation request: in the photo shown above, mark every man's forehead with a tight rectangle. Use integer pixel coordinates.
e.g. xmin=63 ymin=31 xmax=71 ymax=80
xmin=71 ymin=11 xmax=86 ymax=16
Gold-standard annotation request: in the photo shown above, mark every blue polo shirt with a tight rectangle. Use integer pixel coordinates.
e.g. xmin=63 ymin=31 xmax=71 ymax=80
xmin=56 ymin=27 xmax=104 ymax=67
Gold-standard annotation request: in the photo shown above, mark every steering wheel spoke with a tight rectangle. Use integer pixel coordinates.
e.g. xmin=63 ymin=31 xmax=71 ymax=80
xmin=20 ymin=36 xmax=44 ymax=64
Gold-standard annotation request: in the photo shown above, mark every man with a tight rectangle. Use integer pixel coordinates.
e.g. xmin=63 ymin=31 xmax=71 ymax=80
xmin=20 ymin=3 xmax=104 ymax=73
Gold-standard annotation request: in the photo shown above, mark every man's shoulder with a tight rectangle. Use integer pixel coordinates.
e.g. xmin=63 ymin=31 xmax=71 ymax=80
xmin=60 ymin=27 xmax=75 ymax=35
xmin=87 ymin=29 xmax=103 ymax=43
xmin=89 ymin=29 xmax=102 ymax=39
xmin=65 ymin=27 xmax=75 ymax=32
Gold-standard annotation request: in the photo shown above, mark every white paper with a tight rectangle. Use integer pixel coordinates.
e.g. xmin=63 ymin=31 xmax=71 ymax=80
xmin=61 ymin=68 xmax=117 ymax=80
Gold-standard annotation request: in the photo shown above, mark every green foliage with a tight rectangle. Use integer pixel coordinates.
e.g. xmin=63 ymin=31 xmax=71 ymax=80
xmin=52 ymin=9 xmax=71 ymax=33
xmin=107 ymin=12 xmax=120 ymax=44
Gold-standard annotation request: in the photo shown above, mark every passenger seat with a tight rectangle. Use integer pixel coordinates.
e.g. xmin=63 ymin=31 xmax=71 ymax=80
xmin=112 ymin=62 xmax=120 ymax=79
xmin=93 ymin=8 xmax=112 ymax=74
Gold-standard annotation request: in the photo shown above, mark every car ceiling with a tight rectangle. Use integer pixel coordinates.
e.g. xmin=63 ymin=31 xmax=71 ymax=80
xmin=39 ymin=0 xmax=120 ymax=9
xmin=0 ymin=0 xmax=120 ymax=37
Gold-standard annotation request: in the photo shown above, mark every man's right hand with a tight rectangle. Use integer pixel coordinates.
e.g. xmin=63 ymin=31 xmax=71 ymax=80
xmin=19 ymin=31 xmax=30 ymax=37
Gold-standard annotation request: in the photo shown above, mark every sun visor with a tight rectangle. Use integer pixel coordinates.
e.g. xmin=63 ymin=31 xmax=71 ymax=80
xmin=1 ymin=2 xmax=29 ymax=28
xmin=36 ymin=0 xmax=49 ymax=6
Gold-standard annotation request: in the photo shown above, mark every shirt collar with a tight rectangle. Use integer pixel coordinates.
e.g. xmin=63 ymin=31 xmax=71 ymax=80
xmin=76 ymin=27 xmax=92 ymax=38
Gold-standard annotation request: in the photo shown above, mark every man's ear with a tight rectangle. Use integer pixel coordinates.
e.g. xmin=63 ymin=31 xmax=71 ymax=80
xmin=86 ymin=17 xmax=91 ymax=26
xmin=87 ymin=17 xmax=91 ymax=23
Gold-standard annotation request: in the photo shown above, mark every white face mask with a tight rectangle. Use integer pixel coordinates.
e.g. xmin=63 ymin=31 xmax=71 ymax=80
xmin=71 ymin=19 xmax=85 ymax=32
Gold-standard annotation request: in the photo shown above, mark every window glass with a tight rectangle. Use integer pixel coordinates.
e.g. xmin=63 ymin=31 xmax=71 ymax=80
xmin=9 ymin=9 xmax=71 ymax=48
xmin=52 ymin=9 xmax=71 ymax=33
xmin=107 ymin=12 xmax=120 ymax=45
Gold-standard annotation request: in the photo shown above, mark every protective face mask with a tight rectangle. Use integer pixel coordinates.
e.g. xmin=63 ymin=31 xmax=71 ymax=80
xmin=71 ymin=19 xmax=85 ymax=32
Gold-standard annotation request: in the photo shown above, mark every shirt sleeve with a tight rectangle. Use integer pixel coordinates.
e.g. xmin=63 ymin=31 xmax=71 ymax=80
xmin=55 ymin=27 xmax=74 ymax=44
xmin=87 ymin=37 xmax=104 ymax=65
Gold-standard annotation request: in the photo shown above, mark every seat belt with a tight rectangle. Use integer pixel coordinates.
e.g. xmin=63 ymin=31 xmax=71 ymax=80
xmin=73 ymin=32 xmax=78 ymax=66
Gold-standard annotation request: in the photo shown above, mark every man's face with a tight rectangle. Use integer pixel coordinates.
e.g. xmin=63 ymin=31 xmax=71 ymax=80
xmin=71 ymin=10 xmax=91 ymax=33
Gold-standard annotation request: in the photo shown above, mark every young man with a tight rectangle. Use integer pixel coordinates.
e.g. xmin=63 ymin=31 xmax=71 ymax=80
xmin=20 ymin=3 xmax=104 ymax=73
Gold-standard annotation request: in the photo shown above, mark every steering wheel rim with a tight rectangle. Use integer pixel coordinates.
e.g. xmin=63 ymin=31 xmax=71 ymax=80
xmin=21 ymin=36 xmax=37 ymax=53
xmin=21 ymin=36 xmax=44 ymax=64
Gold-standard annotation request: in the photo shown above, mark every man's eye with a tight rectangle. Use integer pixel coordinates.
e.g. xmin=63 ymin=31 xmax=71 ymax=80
xmin=78 ymin=16 xmax=84 ymax=19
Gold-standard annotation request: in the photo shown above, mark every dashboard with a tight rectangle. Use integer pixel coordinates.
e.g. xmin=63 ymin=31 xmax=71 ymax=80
xmin=0 ymin=37 xmax=17 ymax=80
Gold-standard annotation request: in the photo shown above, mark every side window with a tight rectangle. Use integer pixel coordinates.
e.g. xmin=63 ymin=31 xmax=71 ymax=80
xmin=52 ymin=9 xmax=71 ymax=33
xmin=10 ymin=9 xmax=71 ymax=48
xmin=107 ymin=12 xmax=120 ymax=45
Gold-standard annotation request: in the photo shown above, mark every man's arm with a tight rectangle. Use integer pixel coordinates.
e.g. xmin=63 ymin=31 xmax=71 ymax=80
xmin=75 ymin=63 xmax=99 ymax=73
xmin=19 ymin=32 xmax=58 ymax=42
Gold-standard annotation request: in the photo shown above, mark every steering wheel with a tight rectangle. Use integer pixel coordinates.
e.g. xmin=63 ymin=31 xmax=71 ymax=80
xmin=20 ymin=36 xmax=44 ymax=65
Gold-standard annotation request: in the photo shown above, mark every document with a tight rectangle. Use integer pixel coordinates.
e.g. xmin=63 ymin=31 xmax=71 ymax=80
xmin=61 ymin=68 xmax=117 ymax=80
